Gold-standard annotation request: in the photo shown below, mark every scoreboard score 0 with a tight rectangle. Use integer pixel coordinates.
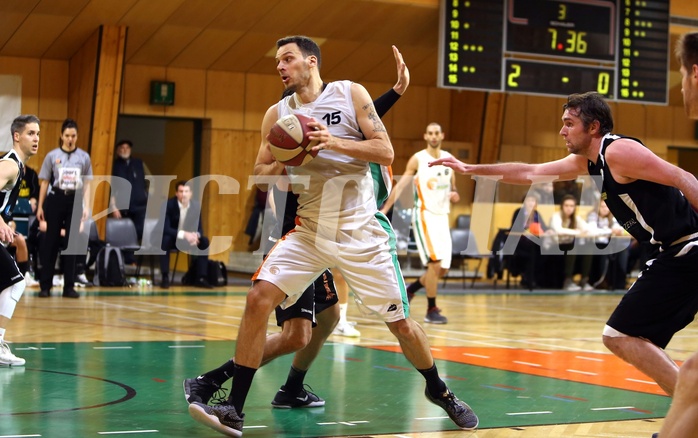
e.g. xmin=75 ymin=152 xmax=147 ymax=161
xmin=438 ymin=0 xmax=670 ymax=103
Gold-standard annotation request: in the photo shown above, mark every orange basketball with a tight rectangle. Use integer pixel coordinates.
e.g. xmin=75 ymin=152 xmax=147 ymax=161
xmin=268 ymin=113 xmax=319 ymax=166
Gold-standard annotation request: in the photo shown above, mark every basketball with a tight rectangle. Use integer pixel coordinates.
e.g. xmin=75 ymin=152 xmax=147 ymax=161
xmin=268 ymin=113 xmax=319 ymax=166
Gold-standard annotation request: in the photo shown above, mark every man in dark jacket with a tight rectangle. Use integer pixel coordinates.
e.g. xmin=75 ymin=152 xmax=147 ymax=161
xmin=111 ymin=139 xmax=148 ymax=241
xmin=157 ymin=180 xmax=211 ymax=289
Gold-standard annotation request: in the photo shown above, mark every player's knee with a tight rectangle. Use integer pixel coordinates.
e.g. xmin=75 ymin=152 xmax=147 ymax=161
xmin=679 ymin=353 xmax=698 ymax=382
xmin=246 ymin=284 xmax=284 ymax=315
xmin=387 ymin=318 xmax=414 ymax=340
xmin=281 ymin=321 xmax=312 ymax=350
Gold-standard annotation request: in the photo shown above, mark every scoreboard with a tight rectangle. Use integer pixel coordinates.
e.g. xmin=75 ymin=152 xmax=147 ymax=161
xmin=438 ymin=0 xmax=670 ymax=103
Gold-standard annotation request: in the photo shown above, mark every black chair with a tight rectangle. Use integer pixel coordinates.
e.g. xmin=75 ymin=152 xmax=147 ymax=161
xmin=444 ymin=228 xmax=485 ymax=288
xmin=455 ymin=214 xmax=471 ymax=229
xmin=105 ymin=218 xmax=141 ymax=277
xmin=105 ymin=218 xmax=141 ymax=252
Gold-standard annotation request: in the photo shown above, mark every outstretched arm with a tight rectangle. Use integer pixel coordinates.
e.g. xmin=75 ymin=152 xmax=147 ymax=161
xmin=429 ymin=154 xmax=588 ymax=185
xmin=373 ymin=45 xmax=411 ymax=118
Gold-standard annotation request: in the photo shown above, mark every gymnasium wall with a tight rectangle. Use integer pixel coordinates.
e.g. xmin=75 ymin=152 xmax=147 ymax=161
xmin=2 ymin=43 xmax=698 ymax=261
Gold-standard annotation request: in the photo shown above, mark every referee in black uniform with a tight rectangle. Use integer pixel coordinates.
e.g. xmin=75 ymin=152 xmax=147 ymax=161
xmin=36 ymin=119 xmax=92 ymax=298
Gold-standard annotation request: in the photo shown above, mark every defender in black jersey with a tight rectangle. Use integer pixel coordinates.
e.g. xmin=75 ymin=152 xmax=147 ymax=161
xmin=0 ymin=115 xmax=40 ymax=366
xmin=431 ymin=91 xmax=698 ymax=402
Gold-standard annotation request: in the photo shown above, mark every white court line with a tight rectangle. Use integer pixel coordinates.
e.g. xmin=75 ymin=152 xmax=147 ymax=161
xmin=93 ymin=301 xmax=155 ymax=313
xmin=513 ymin=361 xmax=541 ymax=367
xmin=157 ymin=313 xmax=238 ymax=326
xmin=414 ymin=416 xmax=449 ymax=421
xmin=168 ymin=345 xmax=205 ymax=348
xmin=506 ymin=411 xmax=552 ymax=416
xmin=0 ymin=434 xmax=42 ymax=437
xmin=463 ymin=353 xmax=490 ymax=359
xmin=93 ymin=346 xmax=132 ymax=350
xmin=567 ymin=369 xmax=598 ymax=376
xmin=135 ymin=302 xmax=223 ymax=316
xmin=524 ymin=349 xmax=552 ymax=355
xmin=97 ymin=431 xmax=159 ymax=435
xmin=626 ymin=378 xmax=657 ymax=385
xmin=576 ymin=355 xmax=604 ymax=362
xmin=591 ymin=406 xmax=635 ymax=411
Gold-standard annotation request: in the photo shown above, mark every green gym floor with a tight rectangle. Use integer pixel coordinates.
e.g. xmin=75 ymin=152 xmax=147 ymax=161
xmin=1 ymin=286 xmax=675 ymax=437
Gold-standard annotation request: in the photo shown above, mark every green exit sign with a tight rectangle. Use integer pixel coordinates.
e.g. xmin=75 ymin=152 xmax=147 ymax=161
xmin=150 ymin=81 xmax=175 ymax=106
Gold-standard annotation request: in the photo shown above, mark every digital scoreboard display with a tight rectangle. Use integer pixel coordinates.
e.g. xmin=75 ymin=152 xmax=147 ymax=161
xmin=438 ymin=0 xmax=670 ymax=103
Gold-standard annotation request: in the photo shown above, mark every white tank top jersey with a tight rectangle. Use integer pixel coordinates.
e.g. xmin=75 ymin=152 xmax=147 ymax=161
xmin=413 ymin=149 xmax=453 ymax=215
xmin=277 ymin=80 xmax=377 ymax=231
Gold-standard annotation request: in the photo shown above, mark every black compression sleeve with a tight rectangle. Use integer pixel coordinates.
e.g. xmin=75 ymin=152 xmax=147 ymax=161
xmin=373 ymin=88 xmax=401 ymax=118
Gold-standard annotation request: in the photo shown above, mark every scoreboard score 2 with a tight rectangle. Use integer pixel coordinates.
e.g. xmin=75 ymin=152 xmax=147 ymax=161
xmin=438 ymin=0 xmax=670 ymax=103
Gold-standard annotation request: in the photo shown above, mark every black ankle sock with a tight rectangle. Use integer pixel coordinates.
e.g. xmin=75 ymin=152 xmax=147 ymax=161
xmin=427 ymin=297 xmax=436 ymax=309
xmin=418 ymin=364 xmax=447 ymax=398
xmin=202 ymin=359 xmax=236 ymax=386
xmin=407 ymin=279 xmax=423 ymax=295
xmin=228 ymin=364 xmax=257 ymax=414
xmin=283 ymin=366 xmax=307 ymax=395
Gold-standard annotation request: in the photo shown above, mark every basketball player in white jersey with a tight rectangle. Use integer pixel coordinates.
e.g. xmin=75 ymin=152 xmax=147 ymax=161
xmin=0 ymin=115 xmax=40 ymax=366
xmin=187 ymin=35 xmax=478 ymax=437
xmin=381 ymin=122 xmax=459 ymax=324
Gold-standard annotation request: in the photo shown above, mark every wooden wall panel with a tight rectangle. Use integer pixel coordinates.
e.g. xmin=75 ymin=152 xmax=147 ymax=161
xmin=120 ymin=64 xmax=168 ymax=116
xmin=614 ymin=103 xmax=647 ymax=145
xmin=449 ymin=90 xmax=485 ymax=143
xmin=523 ymin=95 xmax=560 ymax=148
xmin=205 ymin=70 xmax=245 ymax=130
xmin=501 ymin=93 xmax=527 ymax=147
xmin=90 ymin=26 xmax=127 ymax=225
xmin=426 ymin=87 xmax=453 ymax=135
xmin=163 ymin=67 xmax=206 ymax=118
xmin=68 ymin=27 xmax=99 ymax=146
xmin=39 ymin=59 xmax=69 ymax=120
xmin=672 ymin=106 xmax=698 ymax=149
xmin=0 ymin=56 xmax=41 ymax=115
xmin=242 ymin=73 xmax=284 ymax=131
xmin=203 ymin=128 xmax=261 ymax=260
xmin=392 ymin=85 xmax=428 ymax=140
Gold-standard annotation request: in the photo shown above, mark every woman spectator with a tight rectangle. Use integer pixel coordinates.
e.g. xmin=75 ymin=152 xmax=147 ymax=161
xmin=510 ymin=193 xmax=548 ymax=289
xmin=549 ymin=194 xmax=593 ymax=291
xmin=587 ymin=200 xmax=630 ymax=289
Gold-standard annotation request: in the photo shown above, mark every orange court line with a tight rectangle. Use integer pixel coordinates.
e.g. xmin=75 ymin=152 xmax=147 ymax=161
xmin=372 ymin=346 xmax=675 ymax=396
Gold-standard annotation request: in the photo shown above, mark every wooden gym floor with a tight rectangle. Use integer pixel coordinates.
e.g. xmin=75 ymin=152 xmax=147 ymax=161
xmin=1 ymin=278 xmax=685 ymax=438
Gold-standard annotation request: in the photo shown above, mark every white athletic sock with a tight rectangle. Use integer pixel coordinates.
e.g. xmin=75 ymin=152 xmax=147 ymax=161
xmin=339 ymin=303 xmax=348 ymax=324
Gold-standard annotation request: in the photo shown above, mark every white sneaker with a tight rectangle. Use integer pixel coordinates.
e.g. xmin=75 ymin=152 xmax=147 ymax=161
xmin=583 ymin=283 xmax=594 ymax=291
xmin=76 ymin=273 xmax=91 ymax=286
xmin=332 ymin=322 xmax=361 ymax=337
xmin=52 ymin=275 xmax=64 ymax=287
xmin=566 ymin=283 xmax=582 ymax=291
xmin=0 ymin=341 xmax=25 ymax=366
xmin=24 ymin=272 xmax=39 ymax=287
